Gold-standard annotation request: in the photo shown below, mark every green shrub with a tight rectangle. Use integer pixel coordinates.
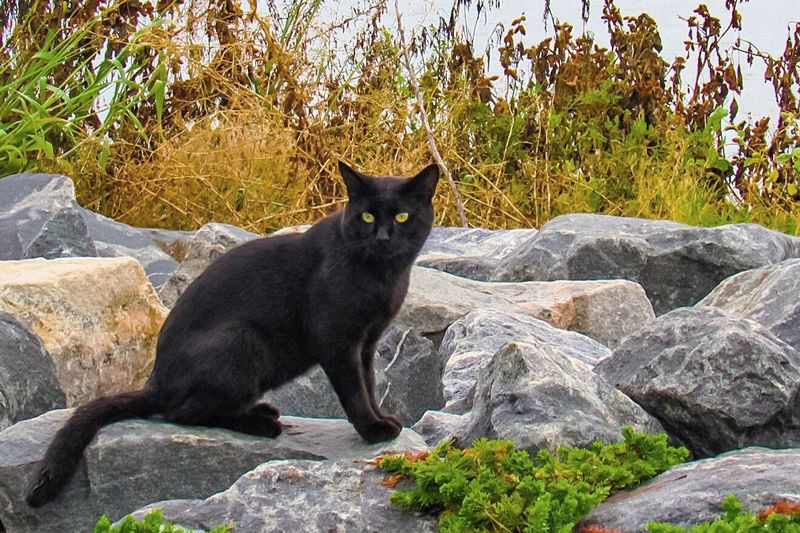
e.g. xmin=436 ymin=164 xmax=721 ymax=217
xmin=379 ymin=427 xmax=689 ymax=532
xmin=93 ymin=509 xmax=231 ymax=533
xmin=647 ymin=494 xmax=800 ymax=532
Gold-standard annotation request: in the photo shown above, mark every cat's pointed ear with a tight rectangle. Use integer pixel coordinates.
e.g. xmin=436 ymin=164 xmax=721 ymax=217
xmin=406 ymin=163 xmax=439 ymax=199
xmin=339 ymin=161 xmax=370 ymax=197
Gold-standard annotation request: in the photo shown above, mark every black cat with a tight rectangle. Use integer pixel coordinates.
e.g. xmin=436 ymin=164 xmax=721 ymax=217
xmin=25 ymin=161 xmax=439 ymax=507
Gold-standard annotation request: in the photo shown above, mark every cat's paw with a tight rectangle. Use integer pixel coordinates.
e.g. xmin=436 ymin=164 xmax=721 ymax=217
xmin=250 ymin=402 xmax=280 ymax=419
xmin=359 ymin=419 xmax=402 ymax=443
xmin=252 ymin=417 xmax=283 ymax=438
xmin=237 ymin=413 xmax=282 ymax=438
xmin=380 ymin=414 xmax=403 ymax=431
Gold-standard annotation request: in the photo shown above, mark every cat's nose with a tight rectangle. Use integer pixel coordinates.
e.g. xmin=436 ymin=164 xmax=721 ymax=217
xmin=375 ymin=227 xmax=390 ymax=242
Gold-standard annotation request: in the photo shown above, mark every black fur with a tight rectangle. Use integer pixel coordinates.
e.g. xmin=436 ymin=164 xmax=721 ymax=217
xmin=25 ymin=162 xmax=439 ymax=507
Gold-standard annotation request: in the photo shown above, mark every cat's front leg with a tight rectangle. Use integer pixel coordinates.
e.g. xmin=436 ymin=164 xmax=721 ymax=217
xmin=320 ymin=349 xmax=401 ymax=443
xmin=361 ymin=333 xmax=402 ymax=429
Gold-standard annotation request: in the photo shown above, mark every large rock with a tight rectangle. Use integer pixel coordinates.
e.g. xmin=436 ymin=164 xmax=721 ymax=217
xmin=578 ymin=447 xmax=800 ymax=531
xmin=0 ymin=258 xmax=168 ymax=407
xmin=0 ymin=313 xmax=65 ymax=431
xmin=595 ymin=307 xmax=800 ymax=457
xmin=416 ymin=227 xmax=536 ymax=280
xmin=411 ymin=410 xmax=469 ymax=446
xmin=463 ymin=340 xmax=663 ymax=454
xmin=21 ymin=207 xmax=96 ymax=260
xmin=0 ymin=173 xmax=97 ymax=265
xmin=492 ymin=214 xmax=800 ymax=314
xmin=398 ymin=266 xmax=654 ymax=349
xmin=0 ymin=410 xmax=427 ymax=533
xmin=79 ymin=209 xmax=182 ymax=290
xmin=130 ymin=460 xmax=437 ymax=533
xmin=158 ymin=222 xmax=260 ymax=307
xmin=0 ymin=173 xmax=181 ymax=289
xmin=439 ymin=309 xmax=611 ymax=414
xmin=265 ymin=325 xmax=443 ymax=425
xmin=699 ymin=258 xmax=800 ymax=352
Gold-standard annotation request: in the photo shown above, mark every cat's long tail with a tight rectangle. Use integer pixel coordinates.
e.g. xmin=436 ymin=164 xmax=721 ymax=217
xmin=25 ymin=389 xmax=158 ymax=507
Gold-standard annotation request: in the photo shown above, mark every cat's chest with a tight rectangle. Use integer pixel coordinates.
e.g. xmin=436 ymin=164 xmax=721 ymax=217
xmin=319 ymin=268 xmax=409 ymax=321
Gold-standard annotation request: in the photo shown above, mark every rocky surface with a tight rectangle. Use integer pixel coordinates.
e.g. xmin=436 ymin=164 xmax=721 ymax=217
xmin=130 ymin=460 xmax=437 ymax=533
xmin=416 ymin=227 xmax=535 ymax=280
xmin=397 ymin=266 xmax=654 ymax=348
xmin=158 ymin=222 xmax=260 ymax=307
xmin=463 ymin=341 xmax=663 ymax=454
xmin=595 ymin=307 xmax=800 ymax=457
xmin=0 ymin=173 xmax=77 ymax=255
xmin=699 ymin=258 xmax=800 ymax=352
xmin=579 ymin=447 xmax=800 ymax=531
xmin=492 ymin=213 xmax=800 ymax=314
xmin=439 ymin=309 xmax=611 ymax=414
xmin=3 ymin=172 xmax=800 ymax=531
xmin=0 ymin=258 xmax=168 ymax=406
xmin=411 ymin=410 xmax=469 ymax=447
xmin=0 ymin=313 xmax=65 ymax=431
xmin=0 ymin=173 xmax=181 ymax=289
xmin=0 ymin=410 xmax=426 ymax=533
xmin=265 ymin=325 xmax=442 ymax=425
xmin=21 ymin=207 xmax=97 ymax=260
xmin=80 ymin=209 xmax=183 ymax=290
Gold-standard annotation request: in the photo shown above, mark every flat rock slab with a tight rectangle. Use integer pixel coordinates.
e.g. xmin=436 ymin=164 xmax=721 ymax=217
xmin=699 ymin=258 xmax=800 ymax=353
xmin=132 ymin=460 xmax=437 ymax=533
xmin=578 ymin=447 xmax=800 ymax=531
xmin=0 ymin=258 xmax=168 ymax=406
xmin=0 ymin=410 xmax=426 ymax=533
xmin=0 ymin=313 xmax=65 ymax=431
xmin=492 ymin=214 xmax=800 ymax=314
xmin=398 ymin=266 xmax=654 ymax=349
xmin=595 ymin=307 xmax=800 ymax=457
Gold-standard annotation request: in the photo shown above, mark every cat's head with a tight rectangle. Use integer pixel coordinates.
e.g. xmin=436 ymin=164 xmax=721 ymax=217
xmin=338 ymin=161 xmax=439 ymax=260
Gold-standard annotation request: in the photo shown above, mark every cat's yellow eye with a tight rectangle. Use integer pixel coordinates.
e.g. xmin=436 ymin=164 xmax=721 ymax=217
xmin=361 ymin=211 xmax=375 ymax=224
xmin=395 ymin=212 xmax=409 ymax=223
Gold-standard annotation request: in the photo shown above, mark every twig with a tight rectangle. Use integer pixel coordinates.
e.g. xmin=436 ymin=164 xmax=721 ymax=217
xmin=393 ymin=0 xmax=468 ymax=227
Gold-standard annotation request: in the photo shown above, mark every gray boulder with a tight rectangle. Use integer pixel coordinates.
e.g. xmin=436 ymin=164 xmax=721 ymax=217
xmin=0 ymin=173 xmax=76 ymax=255
xmin=464 ymin=340 xmax=663 ymax=454
xmin=416 ymin=227 xmax=536 ymax=280
xmin=21 ymin=207 xmax=96 ymax=259
xmin=699 ymin=258 xmax=800 ymax=352
xmin=79 ymin=209 xmax=182 ymax=290
xmin=0 ymin=225 xmax=23 ymax=260
xmin=578 ymin=447 xmax=800 ymax=531
xmin=0 ymin=410 xmax=426 ymax=533
xmin=130 ymin=460 xmax=437 ymax=533
xmin=0 ymin=313 xmax=65 ymax=431
xmin=158 ymin=222 xmax=260 ymax=307
xmin=411 ymin=410 xmax=469 ymax=446
xmin=492 ymin=214 xmax=800 ymax=314
xmin=398 ymin=266 xmax=654 ymax=349
xmin=265 ymin=325 xmax=443 ymax=425
xmin=0 ymin=173 xmax=180 ymax=289
xmin=440 ymin=309 xmax=611 ymax=414
xmin=595 ymin=307 xmax=800 ymax=457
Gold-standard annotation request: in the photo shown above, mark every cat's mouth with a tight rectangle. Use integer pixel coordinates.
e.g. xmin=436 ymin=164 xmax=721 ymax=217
xmin=365 ymin=240 xmax=405 ymax=259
